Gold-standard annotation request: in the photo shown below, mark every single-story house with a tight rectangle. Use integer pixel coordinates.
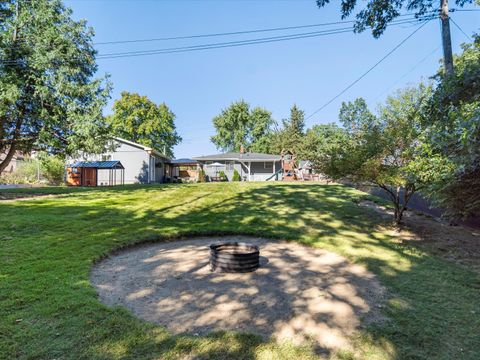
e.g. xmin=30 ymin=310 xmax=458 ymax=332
xmin=68 ymin=137 xmax=171 ymax=185
xmin=193 ymin=151 xmax=282 ymax=182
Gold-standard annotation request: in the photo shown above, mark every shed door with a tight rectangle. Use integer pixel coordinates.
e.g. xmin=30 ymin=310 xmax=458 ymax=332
xmin=82 ymin=168 xmax=97 ymax=186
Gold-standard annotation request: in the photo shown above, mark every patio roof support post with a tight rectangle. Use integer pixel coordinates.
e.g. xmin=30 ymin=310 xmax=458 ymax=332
xmin=248 ymin=161 xmax=251 ymax=181
xmin=114 ymin=167 xmax=117 ymax=186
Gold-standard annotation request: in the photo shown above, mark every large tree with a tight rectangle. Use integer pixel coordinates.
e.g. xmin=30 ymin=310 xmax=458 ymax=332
xmin=106 ymin=92 xmax=181 ymax=158
xmin=314 ymin=87 xmax=432 ymax=224
xmin=211 ymin=100 xmax=274 ymax=153
xmin=315 ymin=0 xmax=474 ymax=37
xmin=0 ymin=0 xmax=111 ymax=172
xmin=420 ymin=35 xmax=480 ymax=220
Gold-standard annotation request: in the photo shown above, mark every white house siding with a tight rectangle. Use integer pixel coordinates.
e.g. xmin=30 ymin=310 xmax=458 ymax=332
xmin=73 ymin=140 xmax=170 ymax=185
xmin=92 ymin=141 xmax=151 ymax=184
xmin=200 ymin=160 xmax=281 ymax=181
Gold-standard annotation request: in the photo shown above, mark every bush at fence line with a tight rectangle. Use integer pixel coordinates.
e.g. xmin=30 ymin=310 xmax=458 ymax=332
xmin=40 ymin=155 xmax=65 ymax=185
xmin=0 ymin=155 xmax=66 ymax=185
xmin=0 ymin=159 xmax=39 ymax=184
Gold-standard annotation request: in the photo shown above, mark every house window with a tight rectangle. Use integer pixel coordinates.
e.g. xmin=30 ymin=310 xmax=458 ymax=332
xmin=264 ymin=162 xmax=273 ymax=170
xmin=226 ymin=161 xmax=234 ymax=171
xmin=102 ymin=154 xmax=112 ymax=161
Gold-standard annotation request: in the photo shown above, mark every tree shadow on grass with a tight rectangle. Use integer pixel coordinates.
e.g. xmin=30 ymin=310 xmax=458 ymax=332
xmin=1 ymin=183 xmax=479 ymax=359
xmin=91 ymin=236 xmax=386 ymax=357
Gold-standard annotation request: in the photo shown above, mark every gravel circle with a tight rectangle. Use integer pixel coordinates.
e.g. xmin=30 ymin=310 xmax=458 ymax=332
xmin=91 ymin=236 xmax=386 ymax=351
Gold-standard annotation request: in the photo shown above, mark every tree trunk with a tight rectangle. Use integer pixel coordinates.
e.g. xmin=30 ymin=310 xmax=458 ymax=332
xmin=394 ymin=185 xmax=416 ymax=225
xmin=0 ymin=143 xmax=17 ymax=174
xmin=377 ymin=183 xmax=415 ymax=225
xmin=394 ymin=203 xmax=405 ymax=225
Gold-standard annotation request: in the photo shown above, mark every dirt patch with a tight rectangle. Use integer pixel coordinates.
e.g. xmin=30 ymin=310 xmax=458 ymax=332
xmin=360 ymin=200 xmax=480 ymax=273
xmin=91 ymin=236 xmax=386 ymax=353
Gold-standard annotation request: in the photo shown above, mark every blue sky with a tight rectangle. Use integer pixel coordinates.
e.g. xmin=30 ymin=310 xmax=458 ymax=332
xmin=65 ymin=0 xmax=479 ymax=158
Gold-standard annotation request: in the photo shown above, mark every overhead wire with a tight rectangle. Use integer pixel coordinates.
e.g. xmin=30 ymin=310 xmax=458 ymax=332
xmin=1 ymin=14 xmax=435 ymax=65
xmin=305 ymin=19 xmax=432 ymax=120
xmin=92 ymin=13 xmax=427 ymax=46
xmin=373 ymin=45 xmax=441 ymax=102
xmin=449 ymin=16 xmax=473 ymax=41
xmin=95 ymin=17 xmax=434 ymax=60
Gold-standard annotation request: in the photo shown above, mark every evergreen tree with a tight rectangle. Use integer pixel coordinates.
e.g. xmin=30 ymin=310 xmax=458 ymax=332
xmin=270 ymin=104 xmax=306 ymax=155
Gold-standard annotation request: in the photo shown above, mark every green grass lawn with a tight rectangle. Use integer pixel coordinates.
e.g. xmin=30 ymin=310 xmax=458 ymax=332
xmin=1 ymin=183 xmax=479 ymax=359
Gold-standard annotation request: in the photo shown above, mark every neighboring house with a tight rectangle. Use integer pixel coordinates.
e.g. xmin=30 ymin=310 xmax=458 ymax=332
xmin=193 ymin=151 xmax=281 ymax=181
xmin=69 ymin=137 xmax=171 ymax=185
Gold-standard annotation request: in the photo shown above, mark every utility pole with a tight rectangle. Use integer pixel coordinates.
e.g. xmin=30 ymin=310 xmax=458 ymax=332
xmin=13 ymin=0 xmax=19 ymax=42
xmin=440 ymin=0 xmax=454 ymax=77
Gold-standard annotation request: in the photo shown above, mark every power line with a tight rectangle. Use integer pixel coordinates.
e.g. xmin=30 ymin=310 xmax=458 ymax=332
xmin=0 ymin=16 xmax=435 ymax=65
xmin=95 ymin=18 xmax=431 ymax=60
xmin=94 ymin=20 xmax=358 ymax=45
xmin=305 ymin=19 xmax=432 ymax=120
xmin=93 ymin=13 xmax=423 ymax=46
xmin=450 ymin=16 xmax=473 ymax=41
xmin=97 ymin=27 xmax=355 ymax=58
xmin=5 ymin=12 xmax=433 ymax=50
xmin=373 ymin=45 xmax=440 ymax=101
xmin=451 ymin=8 xmax=480 ymax=12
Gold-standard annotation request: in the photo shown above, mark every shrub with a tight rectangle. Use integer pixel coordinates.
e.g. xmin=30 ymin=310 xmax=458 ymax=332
xmin=218 ymin=171 xmax=228 ymax=181
xmin=0 ymin=159 xmax=39 ymax=184
xmin=40 ymin=156 xmax=65 ymax=185
xmin=198 ymin=169 xmax=206 ymax=183
xmin=232 ymin=169 xmax=241 ymax=181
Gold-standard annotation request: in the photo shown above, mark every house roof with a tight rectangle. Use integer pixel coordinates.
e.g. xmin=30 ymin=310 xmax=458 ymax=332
xmin=69 ymin=160 xmax=125 ymax=169
xmin=113 ymin=137 xmax=170 ymax=161
xmin=193 ymin=152 xmax=281 ymax=162
xmin=170 ymin=158 xmax=198 ymax=165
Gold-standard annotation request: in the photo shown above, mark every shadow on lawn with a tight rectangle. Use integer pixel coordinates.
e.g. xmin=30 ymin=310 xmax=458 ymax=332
xmin=1 ymin=183 xmax=479 ymax=359
xmin=91 ymin=235 xmax=386 ymax=357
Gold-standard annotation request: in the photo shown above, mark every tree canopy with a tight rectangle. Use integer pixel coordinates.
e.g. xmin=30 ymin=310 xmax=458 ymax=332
xmin=0 ymin=0 xmax=111 ymax=172
xmin=106 ymin=92 xmax=181 ymax=158
xmin=315 ymin=0 xmax=474 ymax=37
xmin=301 ymin=123 xmax=348 ymax=175
xmin=270 ymin=104 xmax=306 ymax=155
xmin=211 ymin=100 xmax=274 ymax=153
xmin=311 ymin=87 xmax=432 ymax=224
xmin=420 ymin=35 xmax=480 ymax=219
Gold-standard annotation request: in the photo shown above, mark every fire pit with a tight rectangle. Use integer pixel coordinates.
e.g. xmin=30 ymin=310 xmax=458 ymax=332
xmin=210 ymin=242 xmax=260 ymax=273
